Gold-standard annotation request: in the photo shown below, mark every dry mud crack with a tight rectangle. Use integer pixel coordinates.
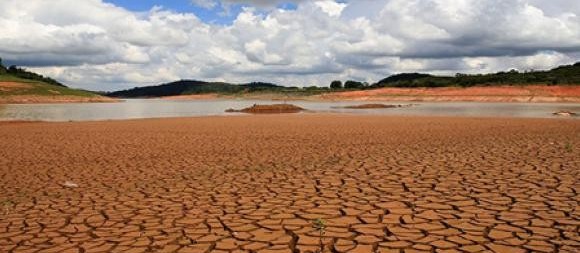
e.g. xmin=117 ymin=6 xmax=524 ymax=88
xmin=0 ymin=115 xmax=578 ymax=253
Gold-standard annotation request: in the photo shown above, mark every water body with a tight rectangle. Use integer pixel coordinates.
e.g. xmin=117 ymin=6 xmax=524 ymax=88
xmin=0 ymin=99 xmax=578 ymax=122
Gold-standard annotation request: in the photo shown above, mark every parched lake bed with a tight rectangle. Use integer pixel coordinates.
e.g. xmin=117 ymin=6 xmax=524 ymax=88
xmin=0 ymin=115 xmax=578 ymax=252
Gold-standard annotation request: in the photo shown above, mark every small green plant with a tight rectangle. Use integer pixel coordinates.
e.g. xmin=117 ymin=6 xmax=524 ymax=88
xmin=565 ymin=142 xmax=573 ymax=152
xmin=1 ymin=199 xmax=14 ymax=206
xmin=312 ymin=218 xmax=326 ymax=252
xmin=1 ymin=199 xmax=15 ymax=214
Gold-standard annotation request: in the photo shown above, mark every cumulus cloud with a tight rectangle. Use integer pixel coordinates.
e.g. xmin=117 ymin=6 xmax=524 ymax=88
xmin=315 ymin=1 xmax=347 ymax=17
xmin=0 ymin=0 xmax=579 ymax=91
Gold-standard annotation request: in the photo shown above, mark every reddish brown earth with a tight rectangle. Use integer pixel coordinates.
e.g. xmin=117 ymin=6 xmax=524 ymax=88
xmin=318 ymin=85 xmax=580 ymax=103
xmin=0 ymin=82 xmax=33 ymax=92
xmin=0 ymin=115 xmax=578 ymax=253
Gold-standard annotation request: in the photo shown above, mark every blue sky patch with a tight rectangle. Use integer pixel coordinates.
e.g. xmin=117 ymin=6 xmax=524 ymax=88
xmin=105 ymin=0 xmax=298 ymax=25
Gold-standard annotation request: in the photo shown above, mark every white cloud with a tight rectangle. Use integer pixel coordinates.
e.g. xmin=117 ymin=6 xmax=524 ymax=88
xmin=463 ymin=51 xmax=576 ymax=74
xmin=0 ymin=0 xmax=579 ymax=91
xmin=191 ymin=0 xmax=219 ymax=9
xmin=315 ymin=0 xmax=347 ymax=17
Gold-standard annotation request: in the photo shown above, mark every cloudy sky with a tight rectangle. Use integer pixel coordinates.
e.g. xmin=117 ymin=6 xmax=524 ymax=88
xmin=0 ymin=0 xmax=579 ymax=91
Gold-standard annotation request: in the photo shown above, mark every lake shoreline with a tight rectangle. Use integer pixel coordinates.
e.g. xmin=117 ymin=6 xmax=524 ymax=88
xmin=161 ymin=94 xmax=580 ymax=103
xmin=2 ymin=95 xmax=578 ymax=104
xmin=2 ymin=85 xmax=579 ymax=104
xmin=157 ymin=85 xmax=580 ymax=103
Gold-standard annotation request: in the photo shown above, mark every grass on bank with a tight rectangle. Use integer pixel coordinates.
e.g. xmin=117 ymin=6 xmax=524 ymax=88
xmin=0 ymin=74 xmax=98 ymax=97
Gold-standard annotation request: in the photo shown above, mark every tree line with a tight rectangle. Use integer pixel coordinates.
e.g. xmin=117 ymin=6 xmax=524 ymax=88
xmin=328 ymin=62 xmax=580 ymax=89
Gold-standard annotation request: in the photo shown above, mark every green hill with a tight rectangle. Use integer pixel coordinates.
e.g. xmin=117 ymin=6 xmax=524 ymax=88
xmin=0 ymin=75 xmax=98 ymax=97
xmin=0 ymin=58 xmax=106 ymax=102
xmin=107 ymin=80 xmax=298 ymax=98
xmin=374 ymin=62 xmax=580 ymax=88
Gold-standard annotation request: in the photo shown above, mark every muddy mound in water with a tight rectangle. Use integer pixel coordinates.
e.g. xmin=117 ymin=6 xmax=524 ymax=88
xmin=553 ymin=110 xmax=577 ymax=117
xmin=226 ymin=104 xmax=305 ymax=114
xmin=339 ymin=103 xmax=414 ymax=109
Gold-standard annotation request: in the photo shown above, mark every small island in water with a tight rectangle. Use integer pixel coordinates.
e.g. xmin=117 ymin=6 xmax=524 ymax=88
xmin=226 ymin=104 xmax=305 ymax=114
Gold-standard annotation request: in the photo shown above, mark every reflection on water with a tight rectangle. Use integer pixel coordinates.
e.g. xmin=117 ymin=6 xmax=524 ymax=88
xmin=0 ymin=99 xmax=578 ymax=122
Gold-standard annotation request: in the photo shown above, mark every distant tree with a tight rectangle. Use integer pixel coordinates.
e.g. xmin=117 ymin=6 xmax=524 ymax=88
xmin=8 ymin=65 xmax=18 ymax=73
xmin=344 ymin=80 xmax=365 ymax=89
xmin=0 ymin=57 xmax=5 ymax=74
xmin=376 ymin=73 xmax=433 ymax=87
xmin=330 ymin=80 xmax=342 ymax=89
